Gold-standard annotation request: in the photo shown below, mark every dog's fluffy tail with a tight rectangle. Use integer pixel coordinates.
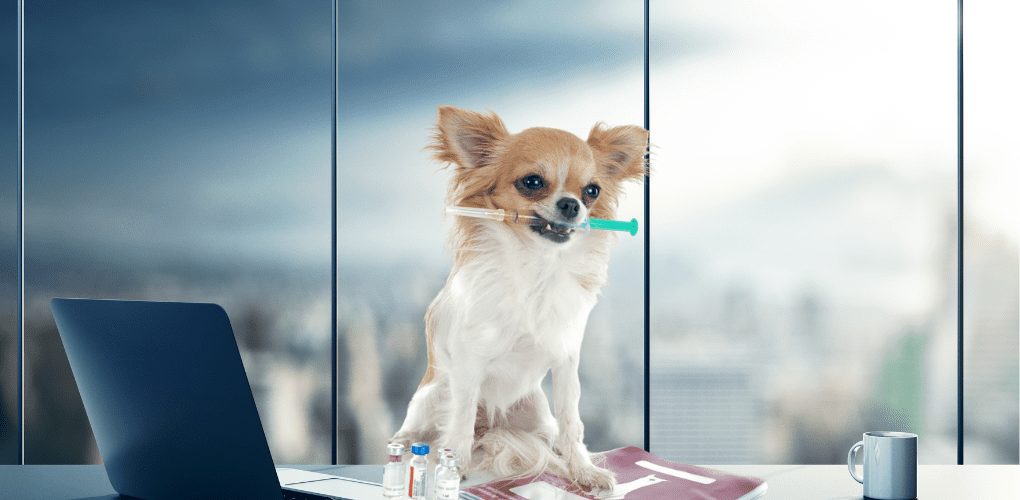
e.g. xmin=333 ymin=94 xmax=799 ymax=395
xmin=472 ymin=426 xmax=568 ymax=480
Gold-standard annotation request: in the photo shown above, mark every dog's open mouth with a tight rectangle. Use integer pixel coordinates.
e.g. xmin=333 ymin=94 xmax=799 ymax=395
xmin=529 ymin=217 xmax=575 ymax=243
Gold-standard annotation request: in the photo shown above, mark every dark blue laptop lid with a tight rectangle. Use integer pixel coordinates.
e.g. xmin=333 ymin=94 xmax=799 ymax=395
xmin=51 ymin=298 xmax=282 ymax=500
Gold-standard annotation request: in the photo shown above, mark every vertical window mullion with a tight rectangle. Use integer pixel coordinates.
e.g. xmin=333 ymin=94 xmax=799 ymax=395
xmin=956 ymin=0 xmax=965 ymax=467
xmin=642 ymin=0 xmax=651 ymax=454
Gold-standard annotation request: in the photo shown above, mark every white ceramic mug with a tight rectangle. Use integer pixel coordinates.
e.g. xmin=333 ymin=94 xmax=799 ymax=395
xmin=847 ymin=431 xmax=917 ymax=500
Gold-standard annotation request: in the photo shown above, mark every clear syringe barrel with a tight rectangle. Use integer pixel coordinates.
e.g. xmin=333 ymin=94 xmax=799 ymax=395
xmin=444 ymin=206 xmax=543 ymax=225
xmin=444 ymin=206 xmax=507 ymax=222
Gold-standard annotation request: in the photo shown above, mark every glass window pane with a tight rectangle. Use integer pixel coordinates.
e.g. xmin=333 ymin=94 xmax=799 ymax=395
xmin=650 ymin=1 xmax=957 ymax=463
xmin=338 ymin=0 xmax=645 ymax=464
xmin=963 ymin=0 xmax=1019 ymax=464
xmin=0 ymin=0 xmax=17 ymax=465
xmin=25 ymin=0 xmax=332 ymax=463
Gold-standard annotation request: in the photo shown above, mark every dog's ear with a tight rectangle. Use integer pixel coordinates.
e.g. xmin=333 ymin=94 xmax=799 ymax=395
xmin=587 ymin=123 xmax=648 ymax=181
xmin=431 ymin=106 xmax=509 ymax=169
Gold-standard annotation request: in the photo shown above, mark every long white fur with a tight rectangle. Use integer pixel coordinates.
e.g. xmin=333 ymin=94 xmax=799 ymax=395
xmin=393 ymin=213 xmax=617 ymax=490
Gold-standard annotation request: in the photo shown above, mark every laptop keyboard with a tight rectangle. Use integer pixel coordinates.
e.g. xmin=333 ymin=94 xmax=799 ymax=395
xmin=282 ymin=489 xmax=333 ymax=500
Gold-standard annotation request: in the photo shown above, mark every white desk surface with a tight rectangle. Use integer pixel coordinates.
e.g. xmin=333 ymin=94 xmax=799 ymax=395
xmin=0 ymin=463 xmax=1017 ymax=499
xmin=709 ymin=464 xmax=1019 ymax=499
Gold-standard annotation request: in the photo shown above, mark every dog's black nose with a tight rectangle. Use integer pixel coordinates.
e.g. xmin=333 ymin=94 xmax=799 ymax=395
xmin=557 ymin=197 xmax=581 ymax=220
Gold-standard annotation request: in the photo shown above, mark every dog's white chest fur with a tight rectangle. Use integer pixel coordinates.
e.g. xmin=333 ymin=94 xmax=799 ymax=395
xmin=431 ymin=224 xmax=607 ymax=413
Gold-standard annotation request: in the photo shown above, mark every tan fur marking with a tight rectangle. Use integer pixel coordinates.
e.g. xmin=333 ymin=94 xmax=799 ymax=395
xmin=418 ymin=301 xmax=439 ymax=388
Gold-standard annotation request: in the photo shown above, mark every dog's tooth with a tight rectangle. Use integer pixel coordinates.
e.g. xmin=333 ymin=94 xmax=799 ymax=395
xmin=545 ymin=223 xmax=552 ymax=231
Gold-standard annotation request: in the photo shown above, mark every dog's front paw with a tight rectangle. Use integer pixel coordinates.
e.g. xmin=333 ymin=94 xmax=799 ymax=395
xmin=439 ymin=436 xmax=474 ymax=472
xmin=389 ymin=432 xmax=413 ymax=452
xmin=570 ymin=462 xmax=616 ymax=493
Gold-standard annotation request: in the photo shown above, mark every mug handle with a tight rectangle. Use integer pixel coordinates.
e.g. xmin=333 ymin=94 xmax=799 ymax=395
xmin=847 ymin=440 xmax=864 ymax=484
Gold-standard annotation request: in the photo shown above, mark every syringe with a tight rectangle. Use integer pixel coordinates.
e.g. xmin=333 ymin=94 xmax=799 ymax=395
xmin=445 ymin=206 xmax=638 ymax=236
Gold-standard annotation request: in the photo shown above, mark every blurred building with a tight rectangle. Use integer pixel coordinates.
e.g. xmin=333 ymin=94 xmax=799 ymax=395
xmin=651 ymin=362 xmax=762 ymax=464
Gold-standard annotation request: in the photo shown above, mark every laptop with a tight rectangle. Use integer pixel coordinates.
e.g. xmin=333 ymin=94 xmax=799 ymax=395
xmin=51 ymin=298 xmax=382 ymax=500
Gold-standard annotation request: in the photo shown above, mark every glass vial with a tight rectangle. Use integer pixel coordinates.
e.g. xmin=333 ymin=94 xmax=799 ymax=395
xmin=433 ymin=452 xmax=461 ymax=500
xmin=382 ymin=442 xmax=406 ymax=498
xmin=408 ymin=442 xmax=430 ymax=499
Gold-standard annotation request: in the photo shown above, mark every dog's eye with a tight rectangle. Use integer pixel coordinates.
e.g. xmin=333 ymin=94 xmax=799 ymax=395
xmin=520 ymin=175 xmax=545 ymax=190
xmin=584 ymin=184 xmax=600 ymax=199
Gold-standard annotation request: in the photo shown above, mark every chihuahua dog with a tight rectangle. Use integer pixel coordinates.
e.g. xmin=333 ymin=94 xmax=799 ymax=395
xmin=392 ymin=106 xmax=647 ymax=491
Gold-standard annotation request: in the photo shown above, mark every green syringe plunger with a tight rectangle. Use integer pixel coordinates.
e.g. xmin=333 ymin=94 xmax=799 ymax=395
xmin=445 ymin=206 xmax=638 ymax=236
xmin=588 ymin=217 xmax=639 ymax=236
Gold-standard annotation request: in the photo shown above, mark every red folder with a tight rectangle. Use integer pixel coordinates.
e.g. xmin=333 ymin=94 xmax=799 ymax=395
xmin=462 ymin=446 xmax=767 ymax=499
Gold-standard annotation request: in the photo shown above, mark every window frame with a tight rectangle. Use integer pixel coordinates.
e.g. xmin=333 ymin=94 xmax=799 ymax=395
xmin=7 ymin=0 xmax=973 ymax=466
